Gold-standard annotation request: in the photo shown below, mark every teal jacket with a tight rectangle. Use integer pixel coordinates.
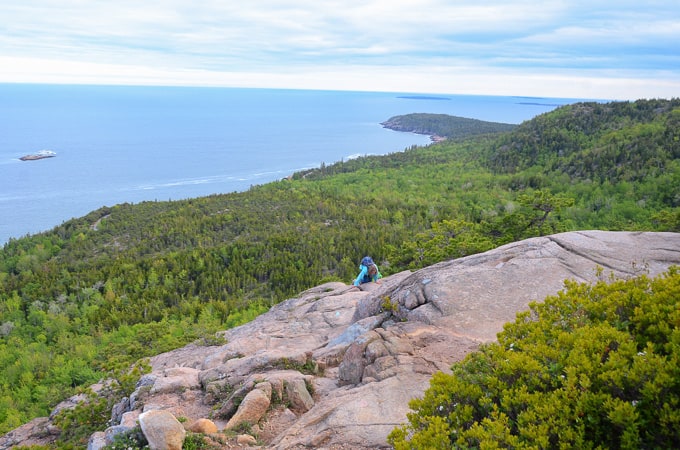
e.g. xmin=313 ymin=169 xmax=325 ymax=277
xmin=353 ymin=263 xmax=382 ymax=286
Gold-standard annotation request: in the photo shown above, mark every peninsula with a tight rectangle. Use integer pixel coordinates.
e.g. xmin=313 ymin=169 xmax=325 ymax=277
xmin=381 ymin=112 xmax=516 ymax=141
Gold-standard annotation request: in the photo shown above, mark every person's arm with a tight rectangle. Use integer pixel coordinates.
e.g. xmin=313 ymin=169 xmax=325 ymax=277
xmin=353 ymin=265 xmax=367 ymax=286
xmin=372 ymin=267 xmax=382 ymax=283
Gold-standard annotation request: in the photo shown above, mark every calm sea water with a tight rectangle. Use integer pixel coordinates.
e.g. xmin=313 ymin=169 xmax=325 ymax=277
xmin=0 ymin=84 xmax=578 ymax=244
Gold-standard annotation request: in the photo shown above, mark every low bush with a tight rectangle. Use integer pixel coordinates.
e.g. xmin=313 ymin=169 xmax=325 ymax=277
xmin=390 ymin=266 xmax=680 ymax=449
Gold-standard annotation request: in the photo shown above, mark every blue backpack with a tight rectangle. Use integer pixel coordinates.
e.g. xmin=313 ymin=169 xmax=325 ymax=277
xmin=361 ymin=256 xmax=375 ymax=267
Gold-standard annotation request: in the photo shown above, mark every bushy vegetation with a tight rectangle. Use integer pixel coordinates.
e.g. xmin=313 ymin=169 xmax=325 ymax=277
xmin=389 ymin=267 xmax=680 ymax=449
xmin=1 ymin=98 xmax=679 ymax=440
xmin=52 ymin=361 xmax=150 ymax=446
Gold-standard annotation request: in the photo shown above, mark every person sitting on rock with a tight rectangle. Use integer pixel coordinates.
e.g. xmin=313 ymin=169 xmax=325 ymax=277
xmin=353 ymin=256 xmax=382 ymax=286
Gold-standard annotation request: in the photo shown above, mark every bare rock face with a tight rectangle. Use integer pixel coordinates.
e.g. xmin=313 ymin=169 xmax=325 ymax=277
xmin=355 ymin=231 xmax=680 ymax=342
xmin=3 ymin=231 xmax=679 ymax=450
xmin=0 ymin=418 xmax=51 ymax=449
xmin=149 ymin=367 xmax=201 ymax=395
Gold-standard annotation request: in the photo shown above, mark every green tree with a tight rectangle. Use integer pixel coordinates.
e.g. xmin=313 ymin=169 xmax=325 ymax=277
xmin=496 ymin=189 xmax=575 ymax=242
xmin=389 ymin=219 xmax=495 ymax=269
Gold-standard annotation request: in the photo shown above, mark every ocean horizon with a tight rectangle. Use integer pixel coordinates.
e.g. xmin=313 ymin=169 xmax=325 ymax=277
xmin=0 ymin=84 xmax=587 ymax=244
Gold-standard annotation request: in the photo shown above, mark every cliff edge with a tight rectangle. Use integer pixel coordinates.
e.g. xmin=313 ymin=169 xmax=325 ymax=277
xmin=3 ymin=231 xmax=680 ymax=449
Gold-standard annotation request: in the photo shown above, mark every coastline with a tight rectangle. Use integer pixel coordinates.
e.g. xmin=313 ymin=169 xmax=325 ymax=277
xmin=1 ymin=87 xmax=566 ymax=245
xmin=381 ymin=120 xmax=447 ymax=143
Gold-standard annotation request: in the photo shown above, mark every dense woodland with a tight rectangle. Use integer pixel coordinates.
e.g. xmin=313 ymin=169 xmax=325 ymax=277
xmin=1 ymin=98 xmax=679 ymax=441
xmin=380 ymin=112 xmax=517 ymax=138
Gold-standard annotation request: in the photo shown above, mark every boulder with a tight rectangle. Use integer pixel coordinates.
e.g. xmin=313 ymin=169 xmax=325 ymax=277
xmin=138 ymin=410 xmax=186 ymax=450
xmin=224 ymin=384 xmax=272 ymax=430
xmin=284 ymin=378 xmax=314 ymax=412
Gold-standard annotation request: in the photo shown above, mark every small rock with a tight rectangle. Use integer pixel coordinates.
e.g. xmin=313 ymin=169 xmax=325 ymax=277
xmin=269 ymin=378 xmax=284 ymax=402
xmin=87 ymin=431 xmax=106 ymax=450
xmin=338 ymin=339 xmax=370 ymax=385
xmin=237 ymin=433 xmax=258 ymax=445
xmin=187 ymin=418 xmax=218 ymax=434
xmin=120 ymin=410 xmax=140 ymax=428
xmin=110 ymin=396 xmax=130 ymax=426
xmin=364 ymin=339 xmax=388 ymax=363
xmin=104 ymin=425 xmax=131 ymax=444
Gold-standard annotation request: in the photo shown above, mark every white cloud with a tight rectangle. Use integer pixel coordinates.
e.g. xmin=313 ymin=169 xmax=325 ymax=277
xmin=0 ymin=1 xmax=678 ymax=99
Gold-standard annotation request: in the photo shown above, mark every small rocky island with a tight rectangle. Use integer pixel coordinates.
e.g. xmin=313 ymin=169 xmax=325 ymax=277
xmin=19 ymin=150 xmax=57 ymax=161
xmin=381 ymin=113 xmax=517 ymax=141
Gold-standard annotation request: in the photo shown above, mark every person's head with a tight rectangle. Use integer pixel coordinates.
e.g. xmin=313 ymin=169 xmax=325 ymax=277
xmin=361 ymin=256 xmax=374 ymax=267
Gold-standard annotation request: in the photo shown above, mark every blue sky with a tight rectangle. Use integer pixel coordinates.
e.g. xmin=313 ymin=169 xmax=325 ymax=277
xmin=1 ymin=1 xmax=678 ymax=99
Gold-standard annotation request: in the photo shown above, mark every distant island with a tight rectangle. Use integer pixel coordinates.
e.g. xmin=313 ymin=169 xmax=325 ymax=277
xmin=397 ymin=95 xmax=451 ymax=101
xmin=517 ymin=102 xmax=563 ymax=107
xmin=19 ymin=150 xmax=57 ymax=161
xmin=381 ymin=113 xmax=516 ymax=141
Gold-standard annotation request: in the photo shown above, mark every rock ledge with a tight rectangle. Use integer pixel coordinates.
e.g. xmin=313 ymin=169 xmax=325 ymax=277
xmin=2 ymin=231 xmax=679 ymax=449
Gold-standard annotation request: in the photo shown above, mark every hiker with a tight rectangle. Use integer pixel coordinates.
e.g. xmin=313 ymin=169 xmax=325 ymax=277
xmin=353 ymin=256 xmax=382 ymax=286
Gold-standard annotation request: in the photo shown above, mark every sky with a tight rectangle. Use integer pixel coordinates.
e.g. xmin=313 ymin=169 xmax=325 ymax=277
xmin=1 ymin=1 xmax=679 ymax=100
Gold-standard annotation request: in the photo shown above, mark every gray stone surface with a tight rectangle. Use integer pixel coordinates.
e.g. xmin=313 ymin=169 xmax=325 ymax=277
xmin=3 ymin=231 xmax=679 ymax=450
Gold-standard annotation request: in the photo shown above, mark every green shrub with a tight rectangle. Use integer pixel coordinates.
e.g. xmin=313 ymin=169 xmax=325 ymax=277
xmin=183 ymin=432 xmax=214 ymax=450
xmin=390 ymin=267 xmax=680 ymax=449
xmin=104 ymin=426 xmax=148 ymax=449
xmin=53 ymin=361 xmax=150 ymax=447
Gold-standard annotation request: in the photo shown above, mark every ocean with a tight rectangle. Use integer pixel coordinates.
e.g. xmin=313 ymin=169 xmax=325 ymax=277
xmin=0 ymin=84 xmax=579 ymax=244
